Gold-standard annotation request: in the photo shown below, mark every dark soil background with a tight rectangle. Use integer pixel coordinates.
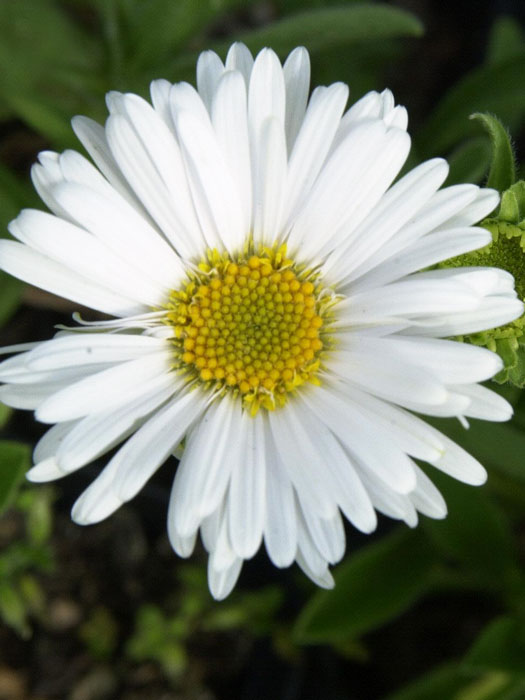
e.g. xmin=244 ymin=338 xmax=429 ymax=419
xmin=1 ymin=1 xmax=525 ymax=699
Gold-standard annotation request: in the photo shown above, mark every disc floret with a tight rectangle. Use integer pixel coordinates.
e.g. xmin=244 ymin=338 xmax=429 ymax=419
xmin=165 ymin=247 xmax=330 ymax=412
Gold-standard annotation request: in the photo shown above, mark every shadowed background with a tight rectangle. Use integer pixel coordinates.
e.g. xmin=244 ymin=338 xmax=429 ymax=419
xmin=1 ymin=1 xmax=525 ymax=699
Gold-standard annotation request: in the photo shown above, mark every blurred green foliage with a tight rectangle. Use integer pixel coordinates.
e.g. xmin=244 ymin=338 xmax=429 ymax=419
xmin=79 ymin=606 xmax=120 ymax=660
xmin=0 ymin=486 xmax=54 ymax=638
xmin=0 ymin=2 xmax=525 ymax=698
xmin=470 ymin=113 xmax=516 ymax=194
xmin=125 ymin=565 xmax=284 ymax=681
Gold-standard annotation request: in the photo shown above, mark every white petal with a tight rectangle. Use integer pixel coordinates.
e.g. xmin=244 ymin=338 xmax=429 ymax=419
xmin=296 ymin=507 xmax=331 ymax=577
xmin=176 ymin=110 xmax=245 ymax=253
xmin=10 ymin=209 xmax=167 ymax=307
xmin=0 ymin=380 xmax=75 ymax=410
xmin=105 ymin=109 xmax=203 ymax=259
xmin=35 ymin=350 xmax=172 ymax=423
xmin=211 ymin=70 xmax=252 ymax=235
xmin=169 ymin=529 xmax=197 ymax=558
xmin=320 ymin=380 xmax=445 ymax=463
xmin=335 ymin=278 xmax=482 ymax=329
xmin=442 ymin=188 xmax=499 ymax=227
xmin=413 ymin=297 xmax=524 ymax=338
xmin=197 ymin=50 xmax=225 ymax=112
xmin=227 ymin=412 xmax=266 ymax=559
xmin=346 ymin=183 xmax=482 ymax=288
xmin=225 ymin=42 xmax=254 ymax=83
xmin=430 ymin=431 xmax=487 ymax=485
xmin=252 ymin=116 xmax=287 ymax=247
xmin=289 ymin=123 xmax=410 ymax=260
xmin=291 ymin=397 xmax=377 ymax=533
xmin=330 ymin=92 xmax=381 ymax=153
xmin=358 ymin=468 xmax=418 ymax=527
xmin=327 ymin=348 xmax=448 ymax=407
xmin=171 ymin=396 xmax=242 ymax=537
xmin=53 ymin=180 xmax=184 ymax=289
xmin=72 ymin=388 xmax=207 ymax=524
xmin=351 ymin=227 xmax=491 ymax=291
xmin=457 ymin=383 xmax=513 ymax=422
xmin=169 ymin=81 xmax=210 ymax=124
xmin=0 ymin=239 xmax=141 ymax=317
xmin=268 ymin=406 xmax=338 ymax=518
xmin=302 ymin=506 xmax=346 ymax=565
xmin=263 ymin=417 xmax=297 ymax=568
xmin=409 ymin=465 xmax=447 ymax=519
xmin=200 ymin=503 xmax=223 ymax=554
xmin=207 ymin=555 xmax=243 ymax=600
xmin=283 ymin=46 xmax=311 ymax=151
xmin=31 ymin=152 xmax=71 ymax=219
xmin=33 ymin=420 xmax=77 ymax=463
xmin=55 ymin=372 xmax=178 ymax=471
xmin=248 ymin=48 xmax=286 ymax=139
xmin=25 ymin=333 xmax=167 ymax=371
xmin=324 ymin=158 xmax=449 ymax=284
xmin=295 ymin=550 xmax=334 ymax=590
xmin=301 ymin=384 xmax=416 ymax=494
xmin=283 ymin=83 xmax=348 ymax=230
xmin=209 ymin=510 xmax=238 ymax=573
xmin=384 ymin=105 xmax=408 ymax=129
xmin=26 ymin=458 xmax=66 ymax=483
xmin=116 ymin=94 xmax=206 ymax=253
xmin=355 ymin=335 xmax=502 ymax=385
xmin=71 ymin=116 xmax=145 ymax=210
xmin=56 ymin=149 xmax=118 ymax=197
xmin=0 ymin=352 xmax=109 ymax=384
xmin=149 ymin=79 xmax=175 ymax=131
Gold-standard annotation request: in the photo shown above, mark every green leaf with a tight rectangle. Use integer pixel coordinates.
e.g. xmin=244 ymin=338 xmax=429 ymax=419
xmin=310 ymin=38 xmax=412 ymax=102
xmin=498 ymin=181 xmax=525 ymax=223
xmin=0 ymin=581 xmax=30 ymax=638
xmin=123 ymin=0 xmax=247 ymax=73
xmin=0 ymin=0 xmax=101 ymax=146
xmin=457 ymin=673 xmax=525 ymax=700
xmin=384 ymin=662 xmax=468 ymax=700
xmin=4 ymin=92 xmax=76 ymax=149
xmin=446 ymin=137 xmax=492 ymax=186
xmin=487 ymin=16 xmax=525 ymax=67
xmin=0 ymin=0 xmax=96 ymax=80
xmin=0 ymin=441 xmax=31 ymax=514
xmin=79 ymin=606 xmax=119 ymax=660
xmin=421 ymin=469 xmax=518 ymax=588
xmin=500 ymin=341 xmax=525 ymax=388
xmin=0 ymin=404 xmax=11 ymax=430
xmin=293 ymin=529 xmax=435 ymax=644
xmin=470 ymin=113 xmax=516 ymax=192
xmin=219 ymin=5 xmax=424 ymax=56
xmin=385 ymin=658 xmax=525 ymax=700
xmin=416 ymin=56 xmax=525 ymax=158
xmin=463 ymin=617 xmax=525 ymax=677
xmin=166 ymin=2 xmax=423 ymax=83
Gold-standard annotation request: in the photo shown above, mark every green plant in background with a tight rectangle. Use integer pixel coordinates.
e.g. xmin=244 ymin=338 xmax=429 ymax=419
xmin=125 ymin=565 xmax=284 ymax=682
xmin=1 ymin=2 xmax=525 ymax=699
xmin=436 ymin=111 xmax=525 ymax=387
xmin=79 ymin=606 xmax=120 ymax=661
xmin=0 ymin=482 xmax=54 ymax=638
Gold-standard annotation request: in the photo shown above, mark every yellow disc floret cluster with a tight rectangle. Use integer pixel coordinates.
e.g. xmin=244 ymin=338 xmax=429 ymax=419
xmin=165 ymin=248 xmax=328 ymax=413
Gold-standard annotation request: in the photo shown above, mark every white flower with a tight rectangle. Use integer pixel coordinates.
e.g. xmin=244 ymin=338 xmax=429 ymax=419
xmin=0 ymin=43 xmax=522 ymax=600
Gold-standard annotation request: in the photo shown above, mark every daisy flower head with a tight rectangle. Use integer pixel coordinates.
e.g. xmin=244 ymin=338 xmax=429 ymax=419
xmin=0 ymin=43 xmax=522 ymax=600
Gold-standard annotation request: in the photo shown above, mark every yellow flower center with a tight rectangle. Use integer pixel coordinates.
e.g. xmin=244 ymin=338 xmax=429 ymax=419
xmin=165 ymin=248 xmax=329 ymax=413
